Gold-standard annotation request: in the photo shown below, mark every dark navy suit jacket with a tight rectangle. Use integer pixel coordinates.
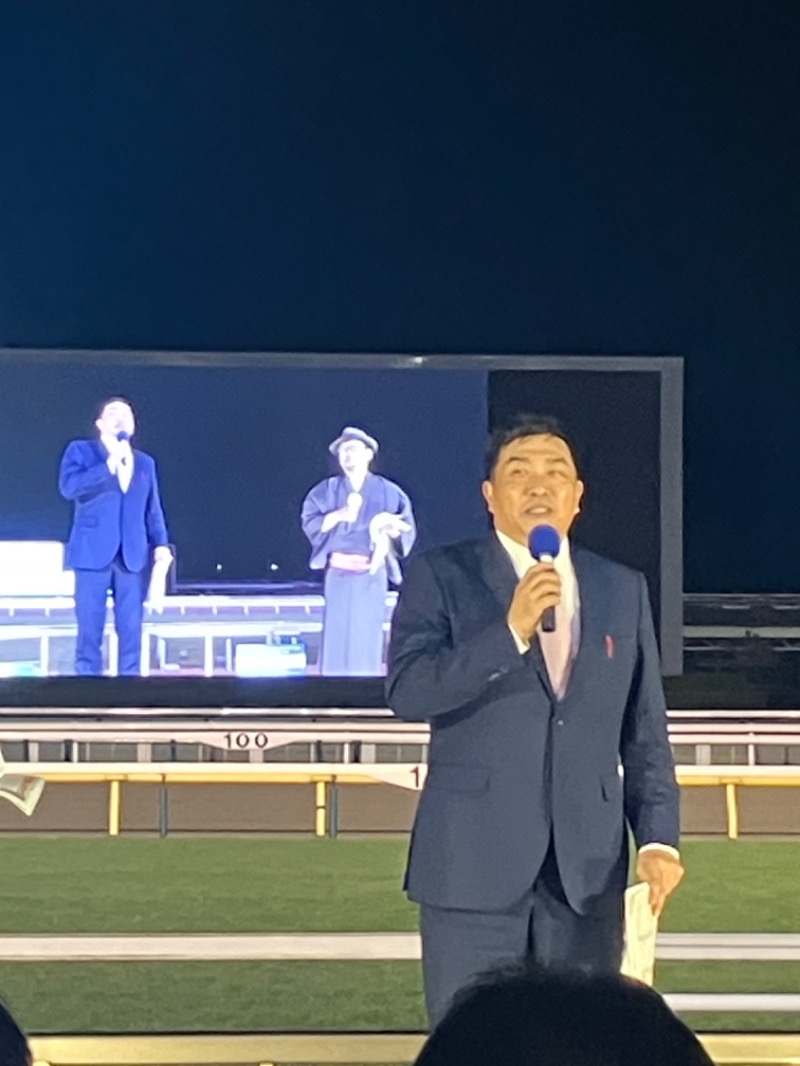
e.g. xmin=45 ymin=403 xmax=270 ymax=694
xmin=59 ymin=439 xmax=169 ymax=572
xmin=386 ymin=535 xmax=679 ymax=915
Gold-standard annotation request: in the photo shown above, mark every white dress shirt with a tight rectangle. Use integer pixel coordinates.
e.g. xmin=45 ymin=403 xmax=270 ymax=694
xmin=496 ymin=529 xmax=679 ymax=861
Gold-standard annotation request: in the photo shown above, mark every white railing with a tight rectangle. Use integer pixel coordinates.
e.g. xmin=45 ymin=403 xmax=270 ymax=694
xmin=0 ymin=710 xmax=799 ymax=765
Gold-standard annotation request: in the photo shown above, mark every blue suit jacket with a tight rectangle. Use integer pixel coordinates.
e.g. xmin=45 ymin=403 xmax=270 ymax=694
xmin=59 ymin=439 xmax=169 ymax=572
xmin=386 ymin=535 xmax=679 ymax=915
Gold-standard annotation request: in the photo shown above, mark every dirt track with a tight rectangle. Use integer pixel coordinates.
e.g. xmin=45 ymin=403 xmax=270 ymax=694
xmin=1 ymin=781 xmax=798 ymax=835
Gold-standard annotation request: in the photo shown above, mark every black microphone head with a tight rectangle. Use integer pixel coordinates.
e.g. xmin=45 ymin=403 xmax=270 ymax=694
xmin=529 ymin=524 xmax=561 ymax=560
xmin=116 ymin=431 xmax=131 ymax=443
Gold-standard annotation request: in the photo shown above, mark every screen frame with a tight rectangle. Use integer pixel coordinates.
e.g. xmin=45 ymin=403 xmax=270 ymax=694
xmin=0 ymin=348 xmax=683 ymax=687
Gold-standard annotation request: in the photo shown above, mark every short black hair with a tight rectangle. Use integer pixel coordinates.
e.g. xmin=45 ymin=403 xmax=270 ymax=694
xmin=0 ymin=1000 xmax=31 ymax=1066
xmin=97 ymin=396 xmax=134 ymax=420
xmin=485 ymin=413 xmax=578 ymax=480
xmin=414 ymin=962 xmax=714 ymax=1066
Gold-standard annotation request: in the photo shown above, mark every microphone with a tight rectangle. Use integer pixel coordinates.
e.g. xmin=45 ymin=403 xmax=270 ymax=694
xmin=529 ymin=524 xmax=561 ymax=633
xmin=115 ymin=430 xmax=132 ymax=470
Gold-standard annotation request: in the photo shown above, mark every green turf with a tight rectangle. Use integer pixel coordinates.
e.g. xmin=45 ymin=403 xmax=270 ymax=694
xmin=0 ymin=962 xmax=426 ymax=1033
xmin=0 ymin=837 xmax=797 ymax=1035
xmin=660 ymin=840 xmax=800 ymax=933
xmin=658 ymin=962 xmax=800 ymax=1033
xmin=0 ymin=837 xmax=417 ymax=933
xmin=1 ymin=962 xmax=798 ymax=1034
xmin=0 ymin=837 xmax=796 ymax=934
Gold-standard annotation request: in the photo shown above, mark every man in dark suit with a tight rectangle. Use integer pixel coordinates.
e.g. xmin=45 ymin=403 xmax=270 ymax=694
xmin=387 ymin=415 xmax=684 ymax=1025
xmin=59 ymin=397 xmax=172 ymax=676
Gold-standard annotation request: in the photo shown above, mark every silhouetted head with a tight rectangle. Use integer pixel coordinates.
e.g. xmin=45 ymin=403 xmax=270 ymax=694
xmin=0 ymin=1000 xmax=31 ymax=1066
xmin=414 ymin=963 xmax=714 ymax=1066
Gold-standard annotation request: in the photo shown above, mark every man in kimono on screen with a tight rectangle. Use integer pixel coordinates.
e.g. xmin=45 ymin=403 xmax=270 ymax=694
xmin=301 ymin=426 xmax=416 ymax=676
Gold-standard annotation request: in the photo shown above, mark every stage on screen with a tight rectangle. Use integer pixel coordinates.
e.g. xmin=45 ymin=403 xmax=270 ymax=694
xmin=0 ymin=352 xmax=681 ymax=684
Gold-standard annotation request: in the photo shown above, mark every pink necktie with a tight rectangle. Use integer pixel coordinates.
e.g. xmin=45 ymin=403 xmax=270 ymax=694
xmin=538 ymin=602 xmax=572 ymax=698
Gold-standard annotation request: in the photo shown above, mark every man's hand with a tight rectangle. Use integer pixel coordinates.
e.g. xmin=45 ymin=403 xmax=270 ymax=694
xmin=369 ymin=532 xmax=391 ymax=574
xmin=346 ymin=492 xmax=363 ymax=520
xmin=636 ymin=849 xmax=685 ymax=918
xmin=104 ymin=438 xmax=124 ymax=472
xmin=320 ymin=494 xmax=363 ymax=533
xmin=370 ymin=512 xmax=411 ymax=539
xmin=104 ymin=435 xmax=131 ymax=473
xmin=506 ymin=563 xmax=562 ymax=644
xmin=146 ymin=548 xmax=173 ymax=613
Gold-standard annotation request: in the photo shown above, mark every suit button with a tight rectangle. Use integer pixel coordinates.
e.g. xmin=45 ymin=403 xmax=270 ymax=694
xmin=556 ymin=719 xmax=564 ymax=726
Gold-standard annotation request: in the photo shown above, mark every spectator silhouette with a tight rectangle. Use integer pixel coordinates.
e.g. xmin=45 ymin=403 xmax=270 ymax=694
xmin=0 ymin=1001 xmax=30 ymax=1066
xmin=413 ymin=962 xmax=714 ymax=1066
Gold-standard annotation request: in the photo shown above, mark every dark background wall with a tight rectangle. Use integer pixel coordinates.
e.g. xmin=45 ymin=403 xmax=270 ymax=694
xmin=1 ymin=0 xmax=798 ymax=591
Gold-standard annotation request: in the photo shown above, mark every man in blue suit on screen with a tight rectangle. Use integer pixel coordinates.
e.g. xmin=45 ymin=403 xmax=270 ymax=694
xmin=59 ymin=397 xmax=172 ymax=676
xmin=387 ymin=414 xmax=684 ymax=1025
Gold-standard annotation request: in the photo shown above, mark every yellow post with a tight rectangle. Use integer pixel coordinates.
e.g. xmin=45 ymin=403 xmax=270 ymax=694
xmin=725 ymin=782 xmax=739 ymax=840
xmin=108 ymin=779 xmax=122 ymax=837
xmin=314 ymin=780 xmax=327 ymax=838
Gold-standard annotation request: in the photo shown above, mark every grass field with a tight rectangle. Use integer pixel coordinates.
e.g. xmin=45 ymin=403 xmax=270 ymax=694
xmin=0 ymin=836 xmax=797 ymax=1034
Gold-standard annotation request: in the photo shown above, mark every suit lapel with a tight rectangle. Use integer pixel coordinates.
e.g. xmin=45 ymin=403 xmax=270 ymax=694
xmin=477 ymin=535 xmax=555 ymax=700
xmin=477 ymin=534 xmax=517 ymax=608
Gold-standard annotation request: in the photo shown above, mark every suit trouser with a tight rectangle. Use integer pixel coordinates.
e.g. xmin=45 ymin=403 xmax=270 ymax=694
xmin=74 ymin=556 xmax=147 ymax=676
xmin=419 ymin=843 xmax=624 ymax=1027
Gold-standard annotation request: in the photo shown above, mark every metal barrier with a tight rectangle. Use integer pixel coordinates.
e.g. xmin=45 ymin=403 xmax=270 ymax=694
xmin=3 ymin=932 xmax=800 ymax=962
xmin=5 ymin=761 xmax=800 ymax=839
xmin=2 ymin=710 xmax=800 ymax=774
xmin=27 ymin=1031 xmax=800 ymax=1065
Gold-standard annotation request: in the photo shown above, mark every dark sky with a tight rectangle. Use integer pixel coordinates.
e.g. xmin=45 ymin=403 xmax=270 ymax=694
xmin=0 ymin=0 xmax=798 ymax=591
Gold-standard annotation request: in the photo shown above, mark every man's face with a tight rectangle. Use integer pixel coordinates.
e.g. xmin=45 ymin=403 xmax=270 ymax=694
xmin=338 ymin=439 xmax=373 ymax=477
xmin=96 ymin=401 xmax=135 ymax=440
xmin=482 ymin=433 xmax=584 ymax=545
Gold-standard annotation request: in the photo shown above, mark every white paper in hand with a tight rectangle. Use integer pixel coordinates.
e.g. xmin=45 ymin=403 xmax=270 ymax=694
xmin=146 ymin=555 xmax=172 ymax=613
xmin=368 ymin=533 xmax=390 ymax=574
xmin=620 ymin=882 xmax=659 ymax=986
xmin=0 ymin=751 xmax=44 ymax=817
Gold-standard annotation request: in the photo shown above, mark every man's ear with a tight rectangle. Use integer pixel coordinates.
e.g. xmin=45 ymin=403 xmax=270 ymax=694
xmin=481 ymin=480 xmax=494 ymax=515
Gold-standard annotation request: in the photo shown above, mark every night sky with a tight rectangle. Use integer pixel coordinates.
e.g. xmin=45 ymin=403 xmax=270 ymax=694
xmin=0 ymin=1 xmax=798 ymax=592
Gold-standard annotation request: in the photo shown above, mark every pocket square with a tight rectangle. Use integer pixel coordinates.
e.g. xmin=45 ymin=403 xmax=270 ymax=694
xmin=605 ymin=634 xmax=615 ymax=659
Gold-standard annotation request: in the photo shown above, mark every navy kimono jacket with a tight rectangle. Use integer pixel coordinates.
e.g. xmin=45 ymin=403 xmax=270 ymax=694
xmin=301 ymin=472 xmax=416 ymax=674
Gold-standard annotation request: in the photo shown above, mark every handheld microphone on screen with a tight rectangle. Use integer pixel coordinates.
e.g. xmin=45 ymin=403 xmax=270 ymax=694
xmin=529 ymin=524 xmax=561 ymax=633
xmin=116 ymin=431 xmax=132 ymax=466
